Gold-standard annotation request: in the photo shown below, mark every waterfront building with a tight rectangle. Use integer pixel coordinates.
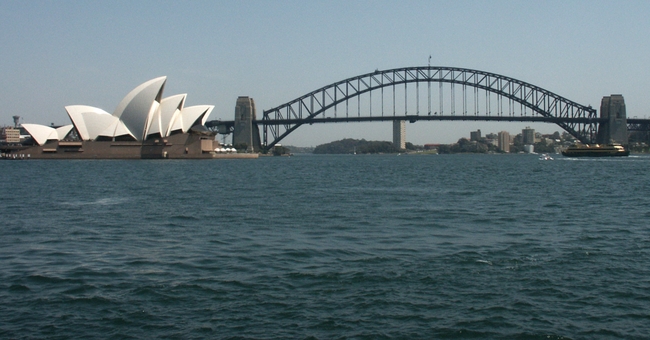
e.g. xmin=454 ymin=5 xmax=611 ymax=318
xmin=1 ymin=77 xmax=256 ymax=159
xmin=522 ymin=127 xmax=535 ymax=145
xmin=470 ymin=129 xmax=481 ymax=141
xmin=21 ymin=77 xmax=213 ymax=144
xmin=498 ymin=131 xmax=510 ymax=153
xmin=2 ymin=127 xmax=21 ymax=143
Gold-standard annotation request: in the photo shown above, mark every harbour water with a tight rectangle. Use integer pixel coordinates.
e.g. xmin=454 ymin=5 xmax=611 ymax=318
xmin=1 ymin=154 xmax=649 ymax=339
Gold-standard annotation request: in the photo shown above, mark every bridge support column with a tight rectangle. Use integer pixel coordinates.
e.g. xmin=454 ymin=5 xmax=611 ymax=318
xmin=393 ymin=120 xmax=406 ymax=150
xmin=233 ymin=96 xmax=261 ymax=152
xmin=596 ymin=95 xmax=628 ymax=145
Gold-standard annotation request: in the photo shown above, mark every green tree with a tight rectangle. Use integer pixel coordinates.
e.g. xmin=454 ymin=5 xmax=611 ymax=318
xmin=313 ymin=138 xmax=400 ymax=154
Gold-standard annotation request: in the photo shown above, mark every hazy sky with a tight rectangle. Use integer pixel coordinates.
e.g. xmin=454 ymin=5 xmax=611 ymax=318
xmin=2 ymin=0 xmax=649 ymax=145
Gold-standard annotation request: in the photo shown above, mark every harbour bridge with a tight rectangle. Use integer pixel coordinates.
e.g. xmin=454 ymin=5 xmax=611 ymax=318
xmin=205 ymin=66 xmax=649 ymax=152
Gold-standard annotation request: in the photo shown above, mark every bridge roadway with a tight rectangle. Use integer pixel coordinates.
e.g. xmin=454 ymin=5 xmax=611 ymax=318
xmin=205 ymin=66 xmax=649 ymax=150
xmin=206 ymin=116 xmax=650 ymax=134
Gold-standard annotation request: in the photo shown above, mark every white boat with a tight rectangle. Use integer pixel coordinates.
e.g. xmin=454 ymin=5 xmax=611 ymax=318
xmin=539 ymin=153 xmax=553 ymax=161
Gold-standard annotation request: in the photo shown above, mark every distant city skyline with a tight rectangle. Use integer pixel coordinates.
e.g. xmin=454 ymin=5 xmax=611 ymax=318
xmin=2 ymin=0 xmax=649 ymax=145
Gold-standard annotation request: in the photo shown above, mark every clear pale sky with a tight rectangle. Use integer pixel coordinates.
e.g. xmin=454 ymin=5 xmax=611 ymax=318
xmin=2 ymin=0 xmax=649 ymax=146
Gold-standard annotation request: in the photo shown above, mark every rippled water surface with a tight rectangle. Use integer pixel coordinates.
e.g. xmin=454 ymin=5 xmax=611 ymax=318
xmin=1 ymin=154 xmax=650 ymax=339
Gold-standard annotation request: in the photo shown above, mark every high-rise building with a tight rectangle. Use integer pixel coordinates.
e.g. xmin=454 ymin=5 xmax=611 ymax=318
xmin=393 ymin=120 xmax=406 ymax=149
xmin=498 ymin=131 xmax=510 ymax=152
xmin=522 ymin=127 xmax=535 ymax=145
xmin=470 ymin=129 xmax=481 ymax=141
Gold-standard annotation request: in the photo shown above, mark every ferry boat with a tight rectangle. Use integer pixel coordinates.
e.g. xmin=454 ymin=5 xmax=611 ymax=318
xmin=561 ymin=144 xmax=629 ymax=157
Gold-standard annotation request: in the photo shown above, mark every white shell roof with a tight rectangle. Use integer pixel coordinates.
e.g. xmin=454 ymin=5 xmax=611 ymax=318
xmin=170 ymin=105 xmax=214 ymax=133
xmin=149 ymin=94 xmax=186 ymax=138
xmin=98 ymin=119 xmax=134 ymax=139
xmin=112 ymin=76 xmax=166 ymax=141
xmin=65 ymin=105 xmax=117 ymax=141
xmin=22 ymin=77 xmax=214 ymax=143
xmin=56 ymin=125 xmax=74 ymax=140
xmin=22 ymin=124 xmax=58 ymax=145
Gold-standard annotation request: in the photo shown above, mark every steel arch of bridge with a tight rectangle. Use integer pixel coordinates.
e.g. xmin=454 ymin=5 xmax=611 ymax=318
xmin=262 ymin=66 xmax=599 ymax=149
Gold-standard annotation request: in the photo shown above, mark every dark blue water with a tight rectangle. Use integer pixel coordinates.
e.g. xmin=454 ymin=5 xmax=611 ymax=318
xmin=1 ymin=154 xmax=649 ymax=339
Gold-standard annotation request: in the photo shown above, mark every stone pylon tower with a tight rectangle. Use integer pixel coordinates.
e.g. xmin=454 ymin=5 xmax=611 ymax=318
xmin=233 ymin=96 xmax=261 ymax=152
xmin=393 ymin=120 xmax=406 ymax=150
xmin=597 ymin=95 xmax=628 ymax=145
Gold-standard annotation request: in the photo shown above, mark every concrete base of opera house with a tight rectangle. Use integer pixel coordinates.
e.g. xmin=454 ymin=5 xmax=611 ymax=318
xmin=1 ymin=133 xmax=258 ymax=160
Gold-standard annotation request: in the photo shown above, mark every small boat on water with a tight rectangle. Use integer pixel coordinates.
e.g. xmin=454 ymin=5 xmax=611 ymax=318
xmin=539 ymin=153 xmax=553 ymax=161
xmin=561 ymin=143 xmax=629 ymax=157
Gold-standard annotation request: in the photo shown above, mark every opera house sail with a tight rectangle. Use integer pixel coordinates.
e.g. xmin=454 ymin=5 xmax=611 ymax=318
xmin=1 ymin=77 xmax=257 ymax=159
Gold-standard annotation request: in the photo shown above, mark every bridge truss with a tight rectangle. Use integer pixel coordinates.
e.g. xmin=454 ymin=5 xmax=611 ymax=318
xmin=262 ymin=66 xmax=599 ymax=149
xmin=627 ymin=118 xmax=650 ymax=132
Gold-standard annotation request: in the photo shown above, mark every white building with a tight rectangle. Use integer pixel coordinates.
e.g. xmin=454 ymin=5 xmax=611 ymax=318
xmin=21 ymin=77 xmax=213 ymax=146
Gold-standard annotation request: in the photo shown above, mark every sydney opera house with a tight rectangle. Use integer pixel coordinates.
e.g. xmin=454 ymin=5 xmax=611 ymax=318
xmin=1 ymin=77 xmax=255 ymax=159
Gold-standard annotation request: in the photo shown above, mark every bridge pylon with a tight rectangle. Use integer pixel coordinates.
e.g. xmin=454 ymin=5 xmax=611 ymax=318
xmin=232 ymin=96 xmax=261 ymax=152
xmin=596 ymin=95 xmax=628 ymax=145
xmin=393 ymin=120 xmax=406 ymax=150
